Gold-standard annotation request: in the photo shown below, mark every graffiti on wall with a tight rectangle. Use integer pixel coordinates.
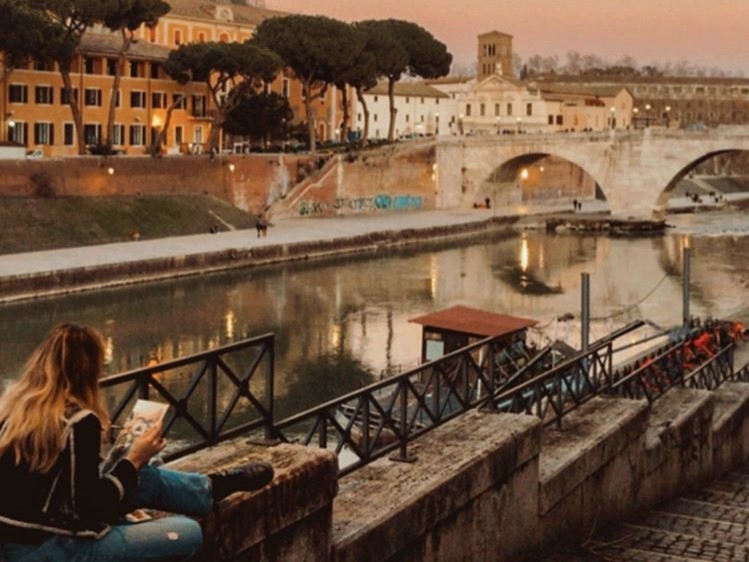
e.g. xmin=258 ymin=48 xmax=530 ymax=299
xmin=299 ymin=194 xmax=423 ymax=216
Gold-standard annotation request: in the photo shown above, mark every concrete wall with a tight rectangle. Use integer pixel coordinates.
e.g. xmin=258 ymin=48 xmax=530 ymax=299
xmin=270 ymin=143 xmax=438 ymax=219
xmin=0 ymin=154 xmax=313 ymax=215
xmin=179 ymin=383 xmax=749 ymax=562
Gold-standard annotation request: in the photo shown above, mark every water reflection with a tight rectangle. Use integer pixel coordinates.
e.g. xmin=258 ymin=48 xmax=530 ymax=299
xmin=0 ymin=211 xmax=747 ymax=413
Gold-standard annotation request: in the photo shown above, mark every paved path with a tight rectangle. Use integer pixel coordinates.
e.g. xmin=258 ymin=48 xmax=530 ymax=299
xmin=0 ymin=203 xmax=595 ymax=278
xmin=542 ymin=465 xmax=749 ymax=561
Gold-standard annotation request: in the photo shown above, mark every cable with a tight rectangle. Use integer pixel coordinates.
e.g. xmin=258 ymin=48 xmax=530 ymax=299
xmin=591 ymin=272 xmax=670 ymax=321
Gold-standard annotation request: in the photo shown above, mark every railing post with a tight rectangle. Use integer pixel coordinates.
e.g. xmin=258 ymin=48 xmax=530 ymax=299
xmin=481 ymin=340 xmax=497 ymax=412
xmin=265 ymin=335 xmax=275 ymax=441
xmin=389 ymin=379 xmax=417 ymax=464
xmin=683 ymin=247 xmax=691 ymax=327
xmin=581 ymin=273 xmax=590 ymax=353
xmin=209 ymin=357 xmax=218 ymax=442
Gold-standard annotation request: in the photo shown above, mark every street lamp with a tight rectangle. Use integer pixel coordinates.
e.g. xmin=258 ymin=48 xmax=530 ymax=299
xmin=495 ymin=116 xmax=500 ymax=135
xmin=516 ymin=116 xmax=522 ymax=134
xmin=434 ymin=112 xmax=439 ymax=136
xmin=645 ymin=103 xmax=652 ymax=128
xmin=665 ymin=105 xmax=672 ymax=128
xmin=609 ymin=107 xmax=616 ymax=130
xmin=633 ymin=107 xmax=639 ymax=129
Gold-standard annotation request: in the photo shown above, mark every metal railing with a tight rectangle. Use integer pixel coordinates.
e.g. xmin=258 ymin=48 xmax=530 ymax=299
xmin=100 ymin=325 xmax=748 ymax=476
xmin=100 ymin=333 xmax=275 ymax=462
xmin=273 ymin=335 xmax=511 ymax=475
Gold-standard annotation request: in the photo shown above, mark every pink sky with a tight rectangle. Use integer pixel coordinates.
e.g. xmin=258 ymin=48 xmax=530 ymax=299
xmin=267 ymin=0 xmax=749 ymax=76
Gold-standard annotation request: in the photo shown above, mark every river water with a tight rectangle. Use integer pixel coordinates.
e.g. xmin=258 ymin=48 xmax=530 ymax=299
xmin=1 ymin=210 xmax=748 ymax=418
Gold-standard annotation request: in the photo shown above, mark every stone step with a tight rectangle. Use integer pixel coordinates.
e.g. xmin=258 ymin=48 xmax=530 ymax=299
xmin=680 ymin=487 xmax=749 ymax=509
xmin=591 ymin=523 xmax=749 ymax=561
xmin=638 ymin=510 xmax=749 ymax=545
xmin=658 ymin=497 xmax=749 ymax=526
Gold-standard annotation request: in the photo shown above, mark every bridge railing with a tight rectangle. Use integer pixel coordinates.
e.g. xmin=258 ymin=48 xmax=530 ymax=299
xmin=100 ymin=334 xmax=275 ymax=462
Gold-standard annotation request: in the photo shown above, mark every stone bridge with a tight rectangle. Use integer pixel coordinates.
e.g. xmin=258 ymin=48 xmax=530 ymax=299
xmin=435 ymin=127 xmax=749 ymax=217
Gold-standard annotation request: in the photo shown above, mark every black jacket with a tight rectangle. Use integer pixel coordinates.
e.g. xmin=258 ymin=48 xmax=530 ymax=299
xmin=0 ymin=409 xmax=138 ymax=544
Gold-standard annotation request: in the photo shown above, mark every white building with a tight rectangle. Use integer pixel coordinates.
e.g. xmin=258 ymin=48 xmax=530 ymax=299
xmin=354 ymin=81 xmax=452 ymax=139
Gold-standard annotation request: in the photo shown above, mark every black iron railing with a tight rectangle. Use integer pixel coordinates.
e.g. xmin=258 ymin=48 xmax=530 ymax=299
xmin=273 ymin=335 xmax=513 ymax=475
xmin=100 ymin=334 xmax=275 ymax=461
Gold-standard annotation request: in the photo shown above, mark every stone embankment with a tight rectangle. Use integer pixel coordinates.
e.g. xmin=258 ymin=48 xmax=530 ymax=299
xmin=169 ymin=376 xmax=749 ymax=562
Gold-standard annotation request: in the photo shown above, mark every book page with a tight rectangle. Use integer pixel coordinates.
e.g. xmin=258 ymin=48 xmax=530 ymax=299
xmin=101 ymin=399 xmax=169 ymax=474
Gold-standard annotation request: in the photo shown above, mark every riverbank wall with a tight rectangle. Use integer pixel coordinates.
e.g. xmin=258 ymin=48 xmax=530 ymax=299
xmin=174 ymin=382 xmax=749 ymax=561
xmin=0 ymin=212 xmax=523 ymax=303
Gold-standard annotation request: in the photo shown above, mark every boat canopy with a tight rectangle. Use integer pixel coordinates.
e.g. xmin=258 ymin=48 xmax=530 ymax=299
xmin=409 ymin=305 xmax=538 ymax=339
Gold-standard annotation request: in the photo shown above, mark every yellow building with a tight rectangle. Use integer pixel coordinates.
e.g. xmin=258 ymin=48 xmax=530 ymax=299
xmin=0 ymin=0 xmax=340 ymax=157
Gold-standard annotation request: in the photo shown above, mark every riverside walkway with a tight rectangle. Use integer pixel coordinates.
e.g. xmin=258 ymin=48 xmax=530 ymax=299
xmin=0 ymin=202 xmax=600 ymax=302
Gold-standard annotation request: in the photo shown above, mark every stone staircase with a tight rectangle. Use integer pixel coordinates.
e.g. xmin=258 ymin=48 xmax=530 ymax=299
xmin=542 ymin=467 xmax=749 ymax=562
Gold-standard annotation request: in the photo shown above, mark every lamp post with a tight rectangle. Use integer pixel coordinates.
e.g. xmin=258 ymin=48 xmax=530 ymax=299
xmin=645 ymin=103 xmax=652 ymax=128
xmin=665 ymin=105 xmax=672 ymax=128
xmin=633 ymin=107 xmax=639 ymax=129
xmin=516 ymin=116 xmax=522 ymax=134
xmin=458 ymin=113 xmax=464 ymax=135
xmin=495 ymin=116 xmax=500 ymax=135
xmin=609 ymin=107 xmax=616 ymax=130
xmin=435 ymin=112 xmax=439 ymax=136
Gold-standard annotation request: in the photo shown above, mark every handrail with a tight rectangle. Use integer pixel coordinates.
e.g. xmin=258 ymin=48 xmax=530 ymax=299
xmin=100 ymin=333 xmax=275 ymax=462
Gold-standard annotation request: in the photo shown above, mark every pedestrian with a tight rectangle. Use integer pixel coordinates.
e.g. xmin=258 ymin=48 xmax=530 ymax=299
xmin=256 ymin=213 xmax=269 ymax=238
xmin=572 ymin=198 xmax=578 ymax=212
xmin=0 ymin=324 xmax=274 ymax=562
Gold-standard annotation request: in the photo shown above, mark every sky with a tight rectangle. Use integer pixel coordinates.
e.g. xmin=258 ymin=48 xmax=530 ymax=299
xmin=266 ymin=0 xmax=749 ymax=76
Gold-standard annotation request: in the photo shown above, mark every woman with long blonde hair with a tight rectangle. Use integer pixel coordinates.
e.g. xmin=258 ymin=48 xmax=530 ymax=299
xmin=0 ymin=324 xmax=273 ymax=562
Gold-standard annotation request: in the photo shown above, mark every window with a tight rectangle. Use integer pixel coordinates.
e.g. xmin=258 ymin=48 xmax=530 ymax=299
xmin=507 ymin=103 xmax=513 ymax=116
xmin=130 ymin=62 xmax=142 ymax=78
xmin=60 ymin=87 xmax=78 ymax=104
xmin=130 ymin=91 xmax=146 ymax=108
xmin=84 ymin=124 xmax=101 ymax=145
xmin=150 ymin=63 xmax=160 ymax=79
xmin=556 ymin=115 xmax=563 ymax=125
xmin=8 ymin=121 xmax=27 ymax=144
xmin=282 ymin=78 xmax=290 ymax=98
xmin=152 ymin=92 xmax=166 ymax=109
xmin=34 ymin=122 xmax=54 ymax=145
xmin=107 ymin=59 xmax=117 ymax=76
xmin=374 ymin=96 xmax=378 ymax=103
xmin=480 ymin=103 xmax=485 ymax=116
xmin=405 ymin=97 xmax=410 ymax=104
xmin=373 ymin=113 xmax=378 ymax=122
xmin=192 ymin=95 xmax=206 ymax=117
xmin=405 ymin=114 xmax=410 ymax=123
xmin=198 ymin=32 xmax=206 ymax=42
xmin=465 ymin=104 xmax=471 ymax=116
xmin=421 ymin=97 xmax=424 ymax=104
xmin=175 ymin=125 xmax=183 ymax=145
xmin=84 ymin=58 xmax=98 ymax=74
xmin=34 ymin=60 xmax=54 ymax=71
xmin=495 ymin=103 xmax=500 ymax=116
xmin=548 ymin=115 xmax=554 ymax=125
xmin=84 ymin=88 xmax=102 ymax=106
xmin=64 ymin=123 xmax=74 ymax=146
xmin=111 ymin=124 xmax=125 ymax=146
xmin=35 ymin=86 xmax=54 ymax=105
xmin=129 ymin=124 xmax=146 ymax=145
xmin=172 ymin=94 xmax=186 ymax=110
xmin=174 ymin=30 xmax=181 ymax=45
xmin=526 ymin=103 xmax=533 ymax=116
xmin=194 ymin=125 xmax=203 ymax=144
xmin=9 ymin=84 xmax=27 ymax=103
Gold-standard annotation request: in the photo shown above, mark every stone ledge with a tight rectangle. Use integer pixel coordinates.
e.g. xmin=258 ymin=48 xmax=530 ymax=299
xmin=169 ymin=439 xmax=338 ymax=562
xmin=538 ymin=396 xmax=649 ymax=515
xmin=644 ymin=387 xmax=713 ymax=475
xmin=712 ymin=382 xmax=749 ymax=474
xmin=331 ymin=410 xmax=541 ymax=562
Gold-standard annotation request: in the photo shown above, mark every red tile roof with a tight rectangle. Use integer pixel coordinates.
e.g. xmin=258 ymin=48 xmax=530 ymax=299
xmin=409 ymin=306 xmax=537 ymax=338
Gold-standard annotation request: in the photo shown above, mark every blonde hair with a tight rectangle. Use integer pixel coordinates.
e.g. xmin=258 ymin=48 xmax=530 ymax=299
xmin=0 ymin=324 xmax=109 ymax=473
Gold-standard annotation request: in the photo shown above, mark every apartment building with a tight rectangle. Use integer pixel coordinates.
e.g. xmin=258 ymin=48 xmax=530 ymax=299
xmin=0 ymin=0 xmax=340 ymax=157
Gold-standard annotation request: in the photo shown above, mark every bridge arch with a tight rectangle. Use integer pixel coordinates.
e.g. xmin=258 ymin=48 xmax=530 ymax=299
xmin=483 ymin=152 xmax=606 ymax=208
xmin=657 ymin=149 xmax=745 ymax=207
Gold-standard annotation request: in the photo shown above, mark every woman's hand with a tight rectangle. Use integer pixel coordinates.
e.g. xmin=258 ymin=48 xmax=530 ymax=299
xmin=126 ymin=423 xmax=167 ymax=470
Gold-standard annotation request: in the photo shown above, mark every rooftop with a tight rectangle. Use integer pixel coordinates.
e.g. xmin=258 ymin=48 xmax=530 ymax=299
xmin=366 ymin=81 xmax=450 ymax=99
xmin=165 ymin=0 xmax=285 ymax=26
xmin=409 ymin=306 xmax=537 ymax=338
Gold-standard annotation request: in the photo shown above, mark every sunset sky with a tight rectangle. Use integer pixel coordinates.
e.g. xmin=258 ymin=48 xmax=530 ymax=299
xmin=267 ymin=0 xmax=749 ymax=75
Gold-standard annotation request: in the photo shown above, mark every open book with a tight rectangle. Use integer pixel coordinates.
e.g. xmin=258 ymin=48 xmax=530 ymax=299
xmin=101 ymin=399 xmax=169 ymax=474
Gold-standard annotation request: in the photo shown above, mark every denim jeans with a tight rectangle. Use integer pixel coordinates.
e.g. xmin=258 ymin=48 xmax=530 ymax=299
xmin=1 ymin=465 xmax=213 ymax=562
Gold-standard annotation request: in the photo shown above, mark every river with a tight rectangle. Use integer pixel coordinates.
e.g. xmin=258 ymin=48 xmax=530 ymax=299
xmin=1 ymin=209 xmax=748 ymax=419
